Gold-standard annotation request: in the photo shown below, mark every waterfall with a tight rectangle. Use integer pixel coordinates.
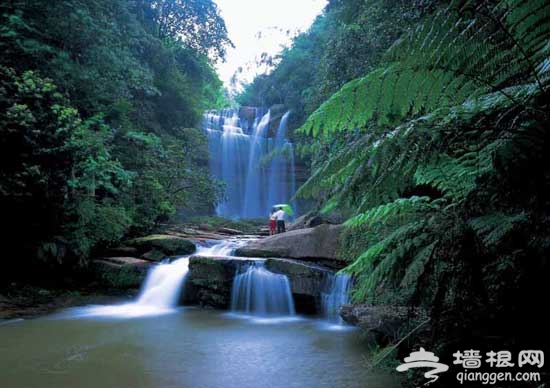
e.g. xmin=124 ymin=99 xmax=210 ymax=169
xmin=65 ymin=242 xmax=227 ymax=318
xmin=321 ymin=274 xmax=352 ymax=324
xmin=267 ymin=111 xmax=295 ymax=212
xmin=205 ymin=109 xmax=250 ymax=218
xmin=203 ymin=108 xmax=297 ymax=219
xmin=231 ymin=262 xmax=295 ymax=316
xmin=243 ymin=111 xmax=271 ymax=218
xmin=193 ymin=238 xmax=250 ymax=256
xmin=135 ymin=257 xmax=190 ymax=307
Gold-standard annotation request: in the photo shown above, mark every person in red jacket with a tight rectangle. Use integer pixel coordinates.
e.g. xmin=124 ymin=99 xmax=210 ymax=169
xmin=269 ymin=212 xmax=277 ymax=235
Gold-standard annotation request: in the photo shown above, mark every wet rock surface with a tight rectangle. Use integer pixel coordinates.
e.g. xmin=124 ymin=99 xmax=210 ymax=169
xmin=185 ymin=255 xmax=333 ymax=314
xmin=185 ymin=256 xmax=255 ymax=309
xmin=124 ymin=234 xmax=196 ymax=259
xmin=234 ymin=224 xmax=346 ymax=269
xmin=91 ymin=257 xmax=151 ymax=288
xmin=340 ymin=304 xmax=429 ymax=345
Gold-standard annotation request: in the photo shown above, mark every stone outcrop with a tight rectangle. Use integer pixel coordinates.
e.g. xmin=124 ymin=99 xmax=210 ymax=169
xmin=184 ymin=256 xmax=255 ymax=308
xmin=265 ymin=258 xmax=329 ymax=297
xmin=287 ymin=211 xmax=346 ymax=231
xmin=184 ymin=255 xmax=333 ymax=313
xmin=265 ymin=258 xmax=331 ymax=314
xmin=340 ymin=304 xmax=430 ymax=345
xmin=91 ymin=257 xmax=151 ymax=288
xmin=123 ymin=234 xmax=196 ymax=261
xmin=234 ymin=224 xmax=346 ymax=268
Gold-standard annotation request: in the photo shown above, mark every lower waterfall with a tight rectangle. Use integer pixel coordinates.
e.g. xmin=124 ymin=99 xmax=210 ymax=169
xmin=321 ymin=274 xmax=352 ymax=324
xmin=231 ymin=262 xmax=295 ymax=316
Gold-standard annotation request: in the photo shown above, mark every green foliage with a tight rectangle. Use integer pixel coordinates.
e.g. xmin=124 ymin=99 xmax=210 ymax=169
xmin=342 ymin=201 xmax=444 ymax=303
xmin=146 ymin=0 xmax=233 ymax=61
xmin=0 ymin=67 xmax=133 ymax=261
xmin=294 ymin=0 xmax=550 ymax=308
xmin=237 ymin=0 xmax=434 ymax=125
xmin=469 ymin=212 xmax=528 ymax=249
xmin=0 ymin=0 xmax=229 ymax=275
xmin=186 ymin=216 xmax=267 ymax=234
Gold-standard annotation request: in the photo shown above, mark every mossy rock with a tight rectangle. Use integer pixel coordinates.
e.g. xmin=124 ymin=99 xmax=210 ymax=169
xmin=125 ymin=234 xmax=196 ymax=256
xmin=101 ymin=265 xmax=145 ymax=288
xmin=141 ymin=249 xmax=166 ymax=262
xmin=91 ymin=258 xmax=150 ymax=289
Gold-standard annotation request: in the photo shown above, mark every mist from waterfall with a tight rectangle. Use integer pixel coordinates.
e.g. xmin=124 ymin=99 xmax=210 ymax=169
xmin=203 ymin=108 xmax=297 ymax=219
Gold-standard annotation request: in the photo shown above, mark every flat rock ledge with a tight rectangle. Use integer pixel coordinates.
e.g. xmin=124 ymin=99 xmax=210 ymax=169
xmin=234 ymin=224 xmax=346 ymax=269
xmin=184 ymin=255 xmax=333 ymax=314
xmin=106 ymin=234 xmax=196 ymax=262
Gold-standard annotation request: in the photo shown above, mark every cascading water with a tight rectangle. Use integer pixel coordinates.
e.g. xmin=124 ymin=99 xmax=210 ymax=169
xmin=203 ymin=108 xmax=298 ymax=219
xmin=205 ymin=110 xmax=250 ymax=218
xmin=231 ymin=261 xmax=295 ymax=316
xmin=267 ymin=111 xmax=295 ymax=210
xmin=243 ymin=111 xmax=271 ymax=218
xmin=321 ymin=274 xmax=352 ymax=324
xmin=66 ymin=242 xmax=233 ymax=318
xmin=135 ymin=257 xmax=190 ymax=307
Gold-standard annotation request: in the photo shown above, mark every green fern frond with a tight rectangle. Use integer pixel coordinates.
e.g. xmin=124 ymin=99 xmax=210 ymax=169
xmin=299 ymin=0 xmax=548 ymax=139
xmin=345 ymin=196 xmax=433 ymax=228
xmin=400 ymin=241 xmax=438 ymax=287
xmin=469 ymin=212 xmax=528 ymax=247
xmin=345 ymin=218 xmax=433 ymax=302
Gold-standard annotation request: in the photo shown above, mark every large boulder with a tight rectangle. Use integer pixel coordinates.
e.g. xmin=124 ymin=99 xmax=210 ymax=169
xmin=91 ymin=257 xmax=151 ymax=288
xmin=265 ymin=258 xmax=331 ymax=314
xmin=184 ymin=256 xmax=255 ymax=308
xmin=124 ymin=234 xmax=196 ymax=261
xmin=184 ymin=255 xmax=333 ymax=314
xmin=234 ymin=224 xmax=346 ymax=268
xmin=265 ymin=258 xmax=329 ymax=297
xmin=287 ymin=211 xmax=346 ymax=231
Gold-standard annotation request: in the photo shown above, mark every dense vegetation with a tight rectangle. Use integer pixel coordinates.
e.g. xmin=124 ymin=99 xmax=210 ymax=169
xmin=2 ymin=0 xmax=549 ymax=374
xmin=237 ymin=0 xmax=439 ymax=128
xmin=241 ymin=0 xmax=550 ymax=369
xmin=0 ymin=0 xmax=230 ymax=281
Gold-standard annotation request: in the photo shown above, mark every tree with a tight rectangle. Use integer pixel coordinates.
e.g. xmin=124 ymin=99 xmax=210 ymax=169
xmin=147 ymin=0 xmax=233 ymax=61
xmin=0 ymin=67 xmax=132 ymax=270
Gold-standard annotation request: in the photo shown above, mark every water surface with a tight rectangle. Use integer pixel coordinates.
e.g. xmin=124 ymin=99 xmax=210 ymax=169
xmin=0 ymin=308 xmax=397 ymax=388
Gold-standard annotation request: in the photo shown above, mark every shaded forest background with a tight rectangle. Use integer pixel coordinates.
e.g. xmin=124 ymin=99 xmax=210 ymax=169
xmin=0 ymin=0 xmax=231 ymax=280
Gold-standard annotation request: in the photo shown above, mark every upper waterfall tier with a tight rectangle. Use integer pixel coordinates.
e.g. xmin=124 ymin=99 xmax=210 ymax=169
xmin=203 ymin=107 xmax=297 ymax=219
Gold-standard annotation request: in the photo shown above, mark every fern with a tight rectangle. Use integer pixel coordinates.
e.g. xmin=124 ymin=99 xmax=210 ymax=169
xmin=345 ymin=196 xmax=434 ymax=228
xmin=469 ymin=212 xmax=528 ymax=248
xmin=298 ymin=0 xmax=548 ymax=139
xmin=400 ymin=241 xmax=438 ymax=288
xmin=297 ymin=0 xmax=549 ymax=305
xmin=344 ymin=217 xmax=437 ymax=303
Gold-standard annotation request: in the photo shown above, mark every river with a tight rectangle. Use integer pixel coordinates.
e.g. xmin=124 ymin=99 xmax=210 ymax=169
xmin=0 ymin=239 xmax=398 ymax=388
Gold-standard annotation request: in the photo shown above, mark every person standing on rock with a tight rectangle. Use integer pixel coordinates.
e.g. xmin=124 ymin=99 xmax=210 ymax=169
xmin=273 ymin=207 xmax=286 ymax=234
xmin=269 ymin=210 xmax=277 ymax=235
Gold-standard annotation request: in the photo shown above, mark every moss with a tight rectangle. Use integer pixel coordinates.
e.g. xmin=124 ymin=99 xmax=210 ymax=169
xmin=187 ymin=216 xmax=266 ymax=234
xmin=101 ymin=265 xmax=143 ymax=288
xmin=126 ymin=234 xmax=195 ymax=255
